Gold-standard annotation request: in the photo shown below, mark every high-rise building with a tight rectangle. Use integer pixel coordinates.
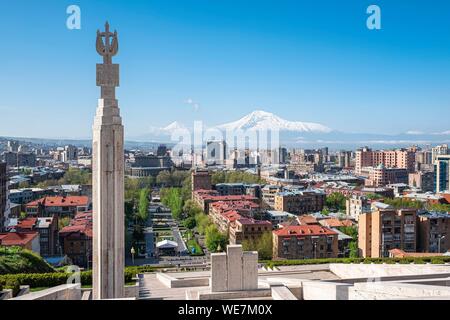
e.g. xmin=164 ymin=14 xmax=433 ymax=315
xmin=206 ymin=140 xmax=227 ymax=165
xmin=338 ymin=151 xmax=352 ymax=168
xmin=365 ymin=165 xmax=408 ymax=187
xmin=7 ymin=140 xmax=19 ymax=152
xmin=435 ymin=155 xmax=450 ymax=193
xmin=358 ymin=208 xmax=417 ymax=258
xmin=1 ymin=152 xmax=36 ymax=167
xmin=408 ymin=171 xmax=435 ymax=192
xmin=355 ymin=147 xmax=416 ymax=175
xmin=345 ymin=195 xmax=371 ymax=221
xmin=64 ymin=145 xmax=78 ymax=161
xmin=431 ymin=144 xmax=449 ymax=164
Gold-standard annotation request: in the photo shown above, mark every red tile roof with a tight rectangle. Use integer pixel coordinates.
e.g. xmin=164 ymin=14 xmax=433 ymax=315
xmin=26 ymin=196 xmax=89 ymax=208
xmin=60 ymin=212 xmax=93 ymax=237
xmin=194 ymin=190 xmax=257 ymax=202
xmin=298 ymin=215 xmax=319 ymax=225
xmin=273 ymin=225 xmax=337 ymax=237
xmin=221 ymin=210 xmax=242 ymax=222
xmin=17 ymin=217 xmax=38 ymax=230
xmin=0 ymin=232 xmax=39 ymax=246
xmin=237 ymin=218 xmax=272 ymax=226
xmin=319 ymin=218 xmax=354 ymax=228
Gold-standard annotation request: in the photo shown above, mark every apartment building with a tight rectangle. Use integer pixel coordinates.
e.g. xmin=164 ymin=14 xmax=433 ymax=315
xmin=272 ymin=225 xmax=338 ymax=260
xmin=274 ymin=190 xmax=325 ymax=214
xmin=435 ymin=155 xmax=450 ymax=193
xmin=408 ymin=171 xmax=435 ymax=192
xmin=229 ymin=218 xmax=272 ymax=245
xmin=355 ymin=147 xmax=415 ymax=175
xmin=12 ymin=216 xmax=59 ymax=256
xmin=191 ymin=169 xmax=212 ymax=192
xmin=358 ymin=208 xmax=417 ymax=258
xmin=417 ymin=212 xmax=450 ymax=253
xmin=25 ymin=196 xmax=90 ymax=217
xmin=192 ymin=189 xmax=258 ymax=213
xmin=346 ymin=195 xmax=371 ymax=221
xmin=262 ymin=185 xmax=282 ymax=208
xmin=365 ymin=165 xmax=408 ymax=187
xmin=59 ymin=211 xmax=93 ymax=268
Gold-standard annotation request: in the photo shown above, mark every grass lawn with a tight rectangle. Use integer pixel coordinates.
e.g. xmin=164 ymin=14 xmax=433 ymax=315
xmin=187 ymin=239 xmax=204 ymax=256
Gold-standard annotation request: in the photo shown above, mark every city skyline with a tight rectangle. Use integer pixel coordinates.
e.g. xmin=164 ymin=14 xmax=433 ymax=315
xmin=1 ymin=1 xmax=450 ymax=140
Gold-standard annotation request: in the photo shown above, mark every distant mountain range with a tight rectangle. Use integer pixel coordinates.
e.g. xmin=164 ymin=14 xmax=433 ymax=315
xmin=3 ymin=110 xmax=450 ymax=150
xmin=216 ymin=110 xmax=332 ymax=133
xmin=0 ymin=136 xmax=166 ymax=151
xmin=132 ymin=110 xmax=450 ymax=149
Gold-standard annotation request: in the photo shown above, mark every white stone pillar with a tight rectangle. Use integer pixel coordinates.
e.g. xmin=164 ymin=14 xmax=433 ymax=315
xmin=92 ymin=23 xmax=124 ymax=300
xmin=242 ymin=251 xmax=258 ymax=290
xmin=226 ymin=245 xmax=243 ymax=291
xmin=211 ymin=253 xmax=227 ymax=292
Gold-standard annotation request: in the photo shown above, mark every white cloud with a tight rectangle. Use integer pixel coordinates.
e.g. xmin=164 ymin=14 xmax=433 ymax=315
xmin=184 ymin=98 xmax=200 ymax=111
xmin=405 ymin=130 xmax=424 ymax=135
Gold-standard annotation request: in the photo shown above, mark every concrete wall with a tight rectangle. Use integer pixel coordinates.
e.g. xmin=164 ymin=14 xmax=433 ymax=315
xmin=330 ymin=263 xmax=450 ymax=279
xmin=157 ymin=272 xmax=209 ymax=288
xmin=302 ymin=281 xmax=352 ymax=300
xmin=271 ymin=286 xmax=298 ymax=300
xmin=0 ymin=289 xmax=13 ymax=300
xmin=10 ymin=284 xmax=81 ymax=300
xmin=124 ymin=283 xmax=139 ymax=298
xmin=349 ymin=281 xmax=450 ymax=300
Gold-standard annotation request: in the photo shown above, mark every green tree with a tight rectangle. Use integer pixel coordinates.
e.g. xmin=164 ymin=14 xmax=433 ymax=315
xmin=349 ymin=241 xmax=359 ymax=258
xmin=58 ymin=217 xmax=71 ymax=229
xmin=161 ymin=188 xmax=183 ymax=220
xmin=181 ymin=175 xmax=192 ymax=201
xmin=428 ymin=203 xmax=450 ymax=212
xmin=59 ymin=168 xmax=91 ymax=185
xmin=183 ymin=217 xmax=196 ymax=229
xmin=242 ymin=231 xmax=273 ymax=260
xmin=383 ymin=198 xmax=424 ymax=209
xmin=183 ymin=199 xmax=203 ymax=217
xmin=18 ymin=181 xmax=30 ymax=189
xmin=195 ymin=213 xmax=211 ymax=235
xmin=325 ymin=192 xmax=347 ymax=211
xmin=137 ymin=188 xmax=150 ymax=222
xmin=205 ymin=225 xmax=227 ymax=252
xmin=211 ymin=171 xmax=263 ymax=185
xmin=365 ymin=193 xmax=384 ymax=200
xmin=156 ymin=170 xmax=173 ymax=187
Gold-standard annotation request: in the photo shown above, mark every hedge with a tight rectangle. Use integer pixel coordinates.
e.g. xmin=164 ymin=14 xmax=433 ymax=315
xmin=0 ymin=265 xmax=158 ymax=289
xmin=0 ymin=246 xmax=54 ymax=274
xmin=261 ymin=256 xmax=450 ymax=267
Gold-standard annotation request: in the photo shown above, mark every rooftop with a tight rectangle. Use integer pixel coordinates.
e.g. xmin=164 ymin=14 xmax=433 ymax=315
xmin=273 ymin=225 xmax=337 ymax=237
xmin=26 ymin=196 xmax=89 ymax=207
xmin=0 ymin=231 xmax=39 ymax=246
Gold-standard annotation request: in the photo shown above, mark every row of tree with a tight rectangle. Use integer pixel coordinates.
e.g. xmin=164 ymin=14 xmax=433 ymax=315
xmin=211 ymin=171 xmax=264 ymax=185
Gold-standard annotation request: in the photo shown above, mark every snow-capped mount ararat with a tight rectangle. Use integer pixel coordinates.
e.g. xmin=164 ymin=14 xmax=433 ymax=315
xmin=215 ymin=110 xmax=332 ymax=133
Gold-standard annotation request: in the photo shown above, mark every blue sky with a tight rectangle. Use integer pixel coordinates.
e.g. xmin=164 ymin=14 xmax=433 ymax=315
xmin=0 ymin=0 xmax=449 ymax=139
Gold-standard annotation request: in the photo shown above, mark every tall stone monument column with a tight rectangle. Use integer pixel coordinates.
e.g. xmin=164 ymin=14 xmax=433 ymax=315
xmin=92 ymin=22 xmax=125 ymax=300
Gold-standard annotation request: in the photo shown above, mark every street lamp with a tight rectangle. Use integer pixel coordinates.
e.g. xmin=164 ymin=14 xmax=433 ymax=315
xmin=131 ymin=247 xmax=136 ymax=265
xmin=438 ymin=235 xmax=446 ymax=253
